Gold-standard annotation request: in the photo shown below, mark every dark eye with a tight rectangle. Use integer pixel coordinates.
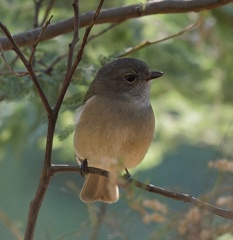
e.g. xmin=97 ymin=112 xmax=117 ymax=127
xmin=125 ymin=74 xmax=136 ymax=83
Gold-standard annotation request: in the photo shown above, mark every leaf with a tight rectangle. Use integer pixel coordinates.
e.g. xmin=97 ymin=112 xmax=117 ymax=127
xmin=58 ymin=125 xmax=75 ymax=141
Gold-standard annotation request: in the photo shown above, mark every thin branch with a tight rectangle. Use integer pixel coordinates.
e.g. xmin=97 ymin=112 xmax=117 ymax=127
xmin=42 ymin=20 xmax=121 ymax=75
xmin=0 ymin=44 xmax=28 ymax=77
xmin=1 ymin=0 xmax=233 ymax=51
xmin=43 ymin=53 xmax=67 ymax=75
xmin=28 ymin=15 xmax=53 ymax=65
xmin=50 ymin=164 xmax=109 ymax=177
xmin=54 ymin=0 xmax=105 ymax=114
xmin=118 ymin=21 xmax=200 ymax=57
xmin=45 ymin=20 xmax=123 ymax=75
xmin=34 ymin=0 xmax=44 ymax=28
xmin=0 ymin=70 xmax=29 ymax=76
xmin=125 ymin=175 xmax=233 ymax=220
xmin=0 ymin=22 xmax=52 ymax=115
xmin=87 ymin=20 xmax=124 ymax=42
xmin=40 ymin=0 xmax=55 ymax=26
xmin=66 ymin=0 xmax=80 ymax=74
xmin=50 ymin=163 xmax=233 ymax=220
xmin=0 ymin=54 xmax=19 ymax=71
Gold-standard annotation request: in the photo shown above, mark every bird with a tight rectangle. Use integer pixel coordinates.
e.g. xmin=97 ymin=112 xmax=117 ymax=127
xmin=73 ymin=58 xmax=163 ymax=203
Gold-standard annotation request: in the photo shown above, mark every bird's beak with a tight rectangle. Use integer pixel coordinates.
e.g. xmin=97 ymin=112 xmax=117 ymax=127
xmin=147 ymin=71 xmax=164 ymax=81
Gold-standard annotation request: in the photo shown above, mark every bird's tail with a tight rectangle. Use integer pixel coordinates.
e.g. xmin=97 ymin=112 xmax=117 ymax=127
xmin=80 ymin=174 xmax=119 ymax=203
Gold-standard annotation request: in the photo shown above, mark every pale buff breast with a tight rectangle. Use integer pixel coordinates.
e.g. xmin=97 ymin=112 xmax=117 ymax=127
xmin=73 ymin=96 xmax=155 ymax=172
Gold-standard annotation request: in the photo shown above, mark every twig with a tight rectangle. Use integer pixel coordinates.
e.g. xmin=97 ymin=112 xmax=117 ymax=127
xmin=0 ymin=22 xmax=52 ymax=115
xmin=47 ymin=20 xmax=123 ymax=75
xmin=50 ymin=164 xmax=109 ymax=177
xmin=87 ymin=20 xmax=124 ymax=42
xmin=42 ymin=20 xmax=121 ymax=75
xmin=34 ymin=0 xmax=44 ymax=28
xmin=0 ymin=54 xmax=19 ymax=71
xmin=28 ymin=15 xmax=53 ymax=65
xmin=40 ymin=0 xmax=55 ymax=27
xmin=43 ymin=21 xmax=120 ymax=75
xmin=66 ymin=0 xmax=80 ymax=74
xmin=54 ymin=0 xmax=105 ymax=114
xmin=118 ymin=21 xmax=200 ymax=57
xmin=50 ymin=163 xmax=233 ymax=220
xmin=43 ymin=53 xmax=67 ymax=75
xmin=124 ymin=174 xmax=233 ymax=220
xmin=0 ymin=43 xmax=28 ymax=77
xmin=0 ymin=70 xmax=29 ymax=76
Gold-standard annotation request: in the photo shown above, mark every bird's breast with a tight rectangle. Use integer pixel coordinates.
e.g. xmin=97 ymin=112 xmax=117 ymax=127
xmin=74 ymin=96 xmax=155 ymax=171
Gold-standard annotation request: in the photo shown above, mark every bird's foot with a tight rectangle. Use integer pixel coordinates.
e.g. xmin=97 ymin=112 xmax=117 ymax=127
xmin=124 ymin=168 xmax=132 ymax=181
xmin=80 ymin=159 xmax=89 ymax=177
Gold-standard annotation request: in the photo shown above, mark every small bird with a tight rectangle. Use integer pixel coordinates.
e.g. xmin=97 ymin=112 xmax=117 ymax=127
xmin=73 ymin=58 xmax=163 ymax=203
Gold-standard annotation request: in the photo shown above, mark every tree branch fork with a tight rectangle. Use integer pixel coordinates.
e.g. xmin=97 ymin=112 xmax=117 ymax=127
xmin=1 ymin=0 xmax=105 ymax=239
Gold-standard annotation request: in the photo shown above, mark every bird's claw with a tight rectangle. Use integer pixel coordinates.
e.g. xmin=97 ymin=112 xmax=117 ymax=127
xmin=80 ymin=159 xmax=88 ymax=177
xmin=124 ymin=168 xmax=132 ymax=180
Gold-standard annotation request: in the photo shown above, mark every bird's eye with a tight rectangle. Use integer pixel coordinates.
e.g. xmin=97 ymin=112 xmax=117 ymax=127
xmin=125 ymin=74 xmax=136 ymax=83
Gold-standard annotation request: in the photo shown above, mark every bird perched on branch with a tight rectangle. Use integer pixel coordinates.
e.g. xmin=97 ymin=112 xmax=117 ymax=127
xmin=73 ymin=58 xmax=163 ymax=203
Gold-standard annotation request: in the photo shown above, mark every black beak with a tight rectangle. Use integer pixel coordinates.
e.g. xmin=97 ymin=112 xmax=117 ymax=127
xmin=147 ymin=71 xmax=164 ymax=81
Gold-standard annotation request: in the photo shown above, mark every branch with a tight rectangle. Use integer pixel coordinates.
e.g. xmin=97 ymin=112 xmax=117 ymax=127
xmin=53 ymin=0 xmax=105 ymax=114
xmin=43 ymin=21 xmax=122 ymax=75
xmin=50 ymin=164 xmax=109 ymax=177
xmin=117 ymin=21 xmax=200 ymax=57
xmin=87 ymin=20 xmax=124 ymax=42
xmin=28 ymin=15 xmax=53 ymax=65
xmin=66 ymin=0 xmax=80 ymax=74
xmin=43 ymin=53 xmax=67 ymax=75
xmin=40 ymin=0 xmax=55 ymax=26
xmin=24 ymin=1 xmax=105 ymax=239
xmin=50 ymin=164 xmax=233 ymax=220
xmin=0 ymin=22 xmax=52 ymax=116
xmin=125 ymin=175 xmax=233 ymax=220
xmin=33 ymin=0 xmax=44 ymax=28
xmin=0 ymin=43 xmax=28 ymax=77
xmin=1 ymin=0 xmax=232 ymax=51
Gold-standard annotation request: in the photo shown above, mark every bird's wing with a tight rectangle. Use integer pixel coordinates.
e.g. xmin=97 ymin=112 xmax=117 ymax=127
xmin=74 ymin=96 xmax=95 ymax=125
xmin=83 ymin=81 xmax=97 ymax=103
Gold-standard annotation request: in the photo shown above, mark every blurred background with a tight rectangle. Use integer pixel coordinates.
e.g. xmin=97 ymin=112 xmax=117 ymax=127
xmin=0 ymin=0 xmax=233 ymax=239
